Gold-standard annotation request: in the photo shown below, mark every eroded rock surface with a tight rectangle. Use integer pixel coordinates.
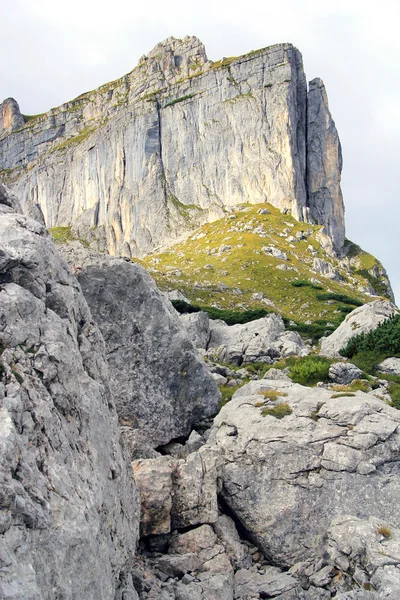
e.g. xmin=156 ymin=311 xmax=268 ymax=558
xmin=1 ymin=37 xmax=345 ymax=256
xmin=60 ymin=242 xmax=220 ymax=456
xmin=0 ymin=191 xmax=139 ymax=599
xmin=208 ymin=379 xmax=400 ymax=568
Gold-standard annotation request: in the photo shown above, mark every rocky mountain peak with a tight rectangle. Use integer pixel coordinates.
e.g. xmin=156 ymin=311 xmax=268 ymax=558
xmin=0 ymin=98 xmax=24 ymax=137
xmin=138 ymin=35 xmax=209 ymax=76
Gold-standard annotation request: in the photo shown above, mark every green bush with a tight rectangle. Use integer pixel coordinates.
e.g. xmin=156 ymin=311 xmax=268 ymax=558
xmin=340 ymin=314 xmax=400 ymax=360
xmin=171 ymin=300 xmax=270 ymax=325
xmin=283 ymin=318 xmax=337 ymax=344
xmin=288 ymin=355 xmax=332 ymax=386
xmin=291 ymin=279 xmax=323 ymax=290
xmin=218 ymin=385 xmax=236 ymax=410
xmin=316 ymin=292 xmax=363 ymax=306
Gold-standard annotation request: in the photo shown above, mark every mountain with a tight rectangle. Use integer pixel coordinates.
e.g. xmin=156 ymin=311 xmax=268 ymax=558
xmin=0 ymin=35 xmax=344 ymax=258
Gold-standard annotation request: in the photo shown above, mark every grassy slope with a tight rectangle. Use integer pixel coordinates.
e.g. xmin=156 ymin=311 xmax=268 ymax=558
xmin=139 ymin=203 xmax=387 ymax=327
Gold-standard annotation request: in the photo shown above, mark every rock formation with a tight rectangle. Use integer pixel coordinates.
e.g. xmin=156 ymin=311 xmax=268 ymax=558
xmin=59 ymin=243 xmax=220 ymax=457
xmin=0 ymin=187 xmax=140 ymax=599
xmin=320 ymin=299 xmax=399 ymax=357
xmin=0 ymin=36 xmax=345 ymax=256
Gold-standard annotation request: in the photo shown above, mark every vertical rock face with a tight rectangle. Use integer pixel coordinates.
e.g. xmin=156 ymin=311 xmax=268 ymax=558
xmin=0 ymin=37 xmax=345 ymax=257
xmin=307 ymin=78 xmax=345 ymax=252
xmin=0 ymin=186 xmax=139 ymax=599
xmin=0 ymin=98 xmax=25 ymax=137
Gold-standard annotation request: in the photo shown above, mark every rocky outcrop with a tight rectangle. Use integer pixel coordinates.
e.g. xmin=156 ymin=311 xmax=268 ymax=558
xmin=0 ymin=98 xmax=24 ymax=137
xmin=59 ymin=243 xmax=220 ymax=456
xmin=0 ymin=189 xmax=139 ymax=599
xmin=208 ymin=379 xmax=400 ymax=570
xmin=320 ymin=299 xmax=399 ymax=357
xmin=307 ymin=78 xmax=345 ymax=252
xmin=378 ymin=357 xmax=400 ymax=377
xmin=206 ymin=314 xmax=308 ymax=364
xmin=328 ymin=362 xmax=363 ymax=384
xmin=0 ymin=37 xmax=345 ymax=256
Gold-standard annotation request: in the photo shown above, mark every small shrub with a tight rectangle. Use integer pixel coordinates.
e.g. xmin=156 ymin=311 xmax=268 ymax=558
xmin=331 ymin=392 xmax=356 ymax=399
xmin=340 ymin=314 xmax=400 ymax=360
xmin=376 ymin=525 xmax=391 ymax=539
xmin=291 ymin=279 xmax=323 ymax=290
xmin=261 ymin=403 xmax=292 ymax=419
xmin=288 ymin=355 xmax=332 ymax=386
xmin=316 ymin=293 xmax=363 ymax=306
xmin=258 ymin=390 xmax=288 ymax=401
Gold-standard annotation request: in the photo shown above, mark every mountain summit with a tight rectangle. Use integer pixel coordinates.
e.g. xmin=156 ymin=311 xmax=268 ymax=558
xmin=1 ymin=36 xmax=344 ymax=256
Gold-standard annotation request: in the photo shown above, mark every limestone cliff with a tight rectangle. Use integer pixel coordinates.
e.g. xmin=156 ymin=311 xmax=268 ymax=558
xmin=0 ymin=185 xmax=140 ymax=599
xmin=0 ymin=36 xmax=344 ymax=256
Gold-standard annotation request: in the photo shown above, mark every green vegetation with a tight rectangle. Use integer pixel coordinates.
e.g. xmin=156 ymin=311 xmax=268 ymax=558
xmin=340 ymin=315 xmax=400 ymax=361
xmin=50 ymin=125 xmax=96 ymax=153
xmin=261 ymin=402 xmax=292 ymax=419
xmin=316 ymin=292 xmax=363 ymax=306
xmin=331 ymin=392 xmax=356 ymax=399
xmin=291 ymin=280 xmax=323 ymax=290
xmin=164 ymin=93 xmax=198 ymax=108
xmin=258 ymin=390 xmax=288 ymax=401
xmin=288 ymin=355 xmax=332 ymax=386
xmin=49 ymin=226 xmax=90 ymax=247
xmin=171 ymin=299 xmax=270 ymax=326
xmin=224 ymin=92 xmax=254 ymax=104
xmin=141 ymin=203 xmax=378 ymax=330
xmin=219 ymin=385 xmax=236 ymax=409
xmin=11 ymin=369 xmax=23 ymax=385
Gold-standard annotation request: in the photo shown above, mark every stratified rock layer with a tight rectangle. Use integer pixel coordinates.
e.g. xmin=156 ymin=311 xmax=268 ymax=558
xmin=0 ymin=188 xmax=139 ymax=599
xmin=59 ymin=242 xmax=220 ymax=456
xmin=0 ymin=36 xmax=345 ymax=256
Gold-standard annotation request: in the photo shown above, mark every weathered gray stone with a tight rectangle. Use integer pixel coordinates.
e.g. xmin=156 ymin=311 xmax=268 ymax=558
xmin=320 ymin=300 xmax=399 ymax=357
xmin=0 ymin=206 xmax=139 ymax=598
xmin=213 ymin=515 xmax=251 ymax=569
xmin=312 ymin=257 xmax=341 ymax=280
xmin=328 ymin=362 xmax=363 ymax=384
xmin=208 ymin=379 xmax=400 ymax=568
xmin=262 ymin=367 xmax=292 ymax=382
xmin=378 ymin=357 xmax=400 ymax=377
xmin=60 ymin=243 xmax=219 ymax=454
xmin=132 ymin=448 xmax=219 ymax=535
xmin=179 ymin=311 xmax=211 ymax=350
xmin=207 ymin=314 xmax=307 ymax=365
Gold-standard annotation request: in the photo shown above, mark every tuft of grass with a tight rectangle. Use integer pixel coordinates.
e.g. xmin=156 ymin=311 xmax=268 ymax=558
xmin=331 ymin=392 xmax=356 ymax=399
xmin=288 ymin=355 xmax=332 ymax=386
xmin=49 ymin=226 xmax=74 ymax=243
xmin=376 ymin=525 xmax=391 ymax=539
xmin=164 ymin=93 xmax=197 ymax=108
xmin=258 ymin=390 xmax=288 ymax=401
xmin=261 ymin=402 xmax=292 ymax=419
xmin=218 ymin=385 xmax=236 ymax=410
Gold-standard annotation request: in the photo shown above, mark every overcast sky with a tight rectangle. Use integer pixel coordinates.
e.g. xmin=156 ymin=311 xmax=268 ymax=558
xmin=1 ymin=0 xmax=399 ymax=302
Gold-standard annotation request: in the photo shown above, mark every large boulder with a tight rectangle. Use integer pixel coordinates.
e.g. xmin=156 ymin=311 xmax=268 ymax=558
xmin=0 ymin=193 xmax=139 ymax=599
xmin=378 ymin=357 xmax=400 ymax=377
xmin=206 ymin=314 xmax=308 ymax=365
xmin=208 ymin=378 xmax=400 ymax=569
xmin=60 ymin=243 xmax=220 ymax=455
xmin=320 ymin=300 xmax=399 ymax=357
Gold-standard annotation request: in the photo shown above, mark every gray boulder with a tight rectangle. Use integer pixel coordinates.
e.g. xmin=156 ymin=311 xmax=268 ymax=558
xmin=0 ymin=202 xmax=139 ymax=598
xmin=328 ymin=362 xmax=363 ymax=384
xmin=179 ymin=311 xmax=211 ymax=349
xmin=378 ymin=357 xmax=400 ymax=377
xmin=60 ymin=243 xmax=220 ymax=455
xmin=208 ymin=379 xmax=400 ymax=568
xmin=320 ymin=300 xmax=399 ymax=357
xmin=207 ymin=314 xmax=308 ymax=365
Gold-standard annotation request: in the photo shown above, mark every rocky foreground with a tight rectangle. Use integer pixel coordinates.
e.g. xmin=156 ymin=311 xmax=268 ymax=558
xmin=1 ymin=183 xmax=400 ymax=599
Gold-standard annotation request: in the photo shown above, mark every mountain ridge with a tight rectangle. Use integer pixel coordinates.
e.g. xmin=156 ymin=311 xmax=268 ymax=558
xmin=0 ymin=35 xmax=345 ymax=258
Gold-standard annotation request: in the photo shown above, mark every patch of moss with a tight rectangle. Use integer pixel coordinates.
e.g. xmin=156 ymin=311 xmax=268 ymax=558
xmin=261 ymin=402 xmax=292 ymax=419
xmin=258 ymin=390 xmax=288 ymax=401
xmin=164 ymin=93 xmax=198 ymax=108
